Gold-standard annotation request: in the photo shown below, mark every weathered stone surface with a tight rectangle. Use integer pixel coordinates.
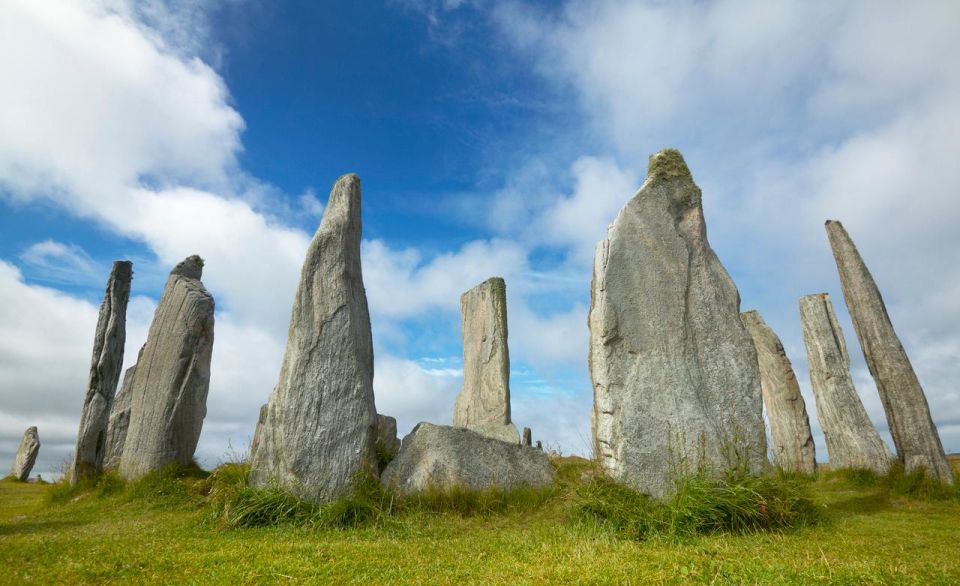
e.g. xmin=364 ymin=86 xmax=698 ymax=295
xmin=741 ymin=310 xmax=817 ymax=474
xmin=9 ymin=427 xmax=40 ymax=481
xmin=522 ymin=427 xmax=532 ymax=447
xmin=70 ymin=261 xmax=133 ymax=484
xmin=589 ymin=149 xmax=766 ymax=499
xmin=103 ymin=359 xmax=138 ymax=470
xmin=800 ymin=293 xmax=892 ymax=473
xmin=536 ymin=441 xmax=542 ymax=451
xmin=381 ymin=423 xmax=555 ymax=494
xmin=453 ymin=277 xmax=520 ymax=444
xmin=248 ymin=174 xmax=378 ymax=502
xmin=826 ymin=220 xmax=953 ymax=483
xmin=119 ymin=256 xmax=214 ymax=480
xmin=376 ymin=414 xmax=401 ymax=463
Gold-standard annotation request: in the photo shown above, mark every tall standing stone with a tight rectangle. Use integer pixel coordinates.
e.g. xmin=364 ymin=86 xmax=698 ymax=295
xmin=248 ymin=174 xmax=378 ymax=502
xmin=826 ymin=220 xmax=953 ymax=483
xmin=119 ymin=256 xmax=214 ymax=480
xmin=800 ymin=293 xmax=892 ymax=473
xmin=103 ymin=357 xmax=138 ymax=470
xmin=741 ymin=310 xmax=817 ymax=474
xmin=589 ymin=149 xmax=766 ymax=498
xmin=9 ymin=427 xmax=40 ymax=481
xmin=452 ymin=277 xmax=520 ymax=444
xmin=70 ymin=261 xmax=132 ymax=484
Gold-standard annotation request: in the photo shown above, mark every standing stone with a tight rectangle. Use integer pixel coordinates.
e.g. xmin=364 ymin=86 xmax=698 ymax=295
xmin=70 ymin=261 xmax=133 ymax=484
xmin=119 ymin=256 xmax=214 ymax=480
xmin=589 ymin=149 xmax=766 ymax=499
xmin=741 ymin=310 xmax=817 ymax=474
xmin=376 ymin=414 xmax=402 ymax=464
xmin=522 ymin=427 xmax=532 ymax=447
xmin=103 ymin=358 xmax=138 ymax=470
xmin=536 ymin=441 xmax=542 ymax=451
xmin=800 ymin=293 xmax=892 ymax=473
xmin=826 ymin=220 xmax=953 ymax=483
xmin=9 ymin=427 xmax=40 ymax=481
xmin=452 ymin=277 xmax=520 ymax=444
xmin=248 ymin=174 xmax=378 ymax=502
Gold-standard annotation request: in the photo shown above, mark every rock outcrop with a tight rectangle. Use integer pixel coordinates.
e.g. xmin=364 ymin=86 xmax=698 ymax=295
xmin=741 ymin=310 xmax=817 ymax=474
xmin=70 ymin=261 xmax=133 ymax=483
xmin=589 ymin=149 xmax=766 ymax=498
xmin=9 ymin=427 xmax=40 ymax=481
xmin=376 ymin=414 xmax=401 ymax=466
xmin=800 ymin=293 xmax=892 ymax=473
xmin=452 ymin=277 xmax=520 ymax=444
xmin=119 ymin=256 xmax=214 ymax=480
xmin=103 ymin=359 xmax=137 ymax=470
xmin=826 ymin=220 xmax=953 ymax=483
xmin=381 ymin=423 xmax=555 ymax=494
xmin=248 ymin=174 xmax=378 ymax=502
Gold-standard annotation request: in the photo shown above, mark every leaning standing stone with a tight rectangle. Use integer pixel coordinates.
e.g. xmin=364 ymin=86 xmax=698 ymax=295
xmin=70 ymin=261 xmax=132 ymax=484
xmin=9 ymin=427 xmax=40 ymax=481
xmin=800 ymin=293 xmax=892 ymax=473
xmin=248 ymin=174 xmax=378 ymax=502
xmin=589 ymin=149 xmax=766 ymax=499
xmin=453 ymin=277 xmax=520 ymax=443
xmin=119 ymin=256 xmax=214 ymax=480
xmin=741 ymin=310 xmax=816 ymax=474
xmin=826 ymin=220 xmax=953 ymax=483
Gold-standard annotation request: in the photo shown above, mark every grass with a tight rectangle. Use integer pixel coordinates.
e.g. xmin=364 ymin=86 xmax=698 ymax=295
xmin=0 ymin=456 xmax=957 ymax=584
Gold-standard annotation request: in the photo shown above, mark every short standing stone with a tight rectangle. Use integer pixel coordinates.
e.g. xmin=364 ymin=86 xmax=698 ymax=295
xmin=10 ymin=427 xmax=40 ymax=481
xmin=453 ymin=277 xmax=520 ymax=443
xmin=589 ymin=149 xmax=766 ymax=499
xmin=376 ymin=414 xmax=402 ymax=467
xmin=119 ymin=256 xmax=214 ymax=480
xmin=103 ymin=358 xmax=138 ymax=470
xmin=536 ymin=441 xmax=542 ymax=451
xmin=800 ymin=293 xmax=892 ymax=473
xmin=741 ymin=310 xmax=816 ymax=474
xmin=71 ymin=261 xmax=132 ymax=484
xmin=248 ymin=174 xmax=378 ymax=502
xmin=522 ymin=427 xmax=532 ymax=447
xmin=381 ymin=423 xmax=555 ymax=494
xmin=826 ymin=220 xmax=953 ymax=483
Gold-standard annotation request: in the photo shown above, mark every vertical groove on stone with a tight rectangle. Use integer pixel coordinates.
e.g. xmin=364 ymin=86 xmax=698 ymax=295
xmin=9 ymin=427 xmax=40 ymax=482
xmin=71 ymin=261 xmax=132 ymax=484
xmin=800 ymin=293 xmax=892 ymax=472
xmin=453 ymin=277 xmax=520 ymax=443
xmin=589 ymin=148 xmax=766 ymax=499
xmin=826 ymin=220 xmax=953 ymax=483
xmin=741 ymin=310 xmax=816 ymax=474
xmin=248 ymin=174 xmax=378 ymax=503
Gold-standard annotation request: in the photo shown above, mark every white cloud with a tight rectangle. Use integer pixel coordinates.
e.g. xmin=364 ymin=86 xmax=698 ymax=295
xmin=19 ymin=240 xmax=99 ymax=284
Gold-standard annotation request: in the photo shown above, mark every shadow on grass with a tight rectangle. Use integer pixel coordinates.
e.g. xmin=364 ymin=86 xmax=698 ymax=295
xmin=0 ymin=518 xmax=87 ymax=536
xmin=824 ymin=492 xmax=890 ymax=518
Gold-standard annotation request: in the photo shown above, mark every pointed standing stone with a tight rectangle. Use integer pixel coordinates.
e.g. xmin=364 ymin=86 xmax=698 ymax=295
xmin=589 ymin=149 xmax=766 ymax=498
xmin=826 ymin=220 xmax=953 ymax=483
xmin=522 ymin=427 xmax=532 ymax=447
xmin=70 ymin=261 xmax=132 ymax=484
xmin=248 ymin=174 xmax=378 ymax=502
xmin=453 ymin=277 xmax=520 ymax=444
xmin=800 ymin=293 xmax=892 ymax=473
xmin=119 ymin=256 xmax=214 ymax=480
xmin=9 ymin=427 xmax=40 ymax=481
xmin=741 ymin=310 xmax=817 ymax=474
xmin=103 ymin=357 xmax=138 ymax=470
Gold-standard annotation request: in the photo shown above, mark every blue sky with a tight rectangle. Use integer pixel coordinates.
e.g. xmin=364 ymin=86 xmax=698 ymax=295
xmin=2 ymin=0 xmax=959 ymax=477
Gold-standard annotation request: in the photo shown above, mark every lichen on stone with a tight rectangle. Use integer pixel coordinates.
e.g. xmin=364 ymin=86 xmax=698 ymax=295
xmin=647 ymin=148 xmax=693 ymax=183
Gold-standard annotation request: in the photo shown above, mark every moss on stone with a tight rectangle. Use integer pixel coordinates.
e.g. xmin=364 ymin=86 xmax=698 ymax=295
xmin=647 ymin=148 xmax=693 ymax=183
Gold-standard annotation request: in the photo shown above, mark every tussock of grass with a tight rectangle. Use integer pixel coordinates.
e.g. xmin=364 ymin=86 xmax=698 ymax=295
xmin=823 ymin=463 xmax=959 ymax=501
xmin=47 ymin=461 xmax=208 ymax=507
xmin=573 ymin=471 xmax=820 ymax=540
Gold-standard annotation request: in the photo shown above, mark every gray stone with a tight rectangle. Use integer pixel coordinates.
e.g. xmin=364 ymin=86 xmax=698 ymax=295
xmin=381 ymin=422 xmax=555 ymax=494
xmin=103 ymin=358 xmax=138 ymax=470
xmin=800 ymin=293 xmax=892 ymax=473
xmin=9 ymin=427 xmax=40 ymax=481
xmin=70 ymin=261 xmax=132 ymax=484
xmin=741 ymin=310 xmax=817 ymax=474
xmin=522 ymin=427 xmax=532 ymax=447
xmin=536 ymin=441 xmax=542 ymax=451
xmin=248 ymin=174 xmax=378 ymax=502
xmin=376 ymin=414 xmax=401 ymax=467
xmin=589 ymin=149 xmax=766 ymax=499
xmin=119 ymin=256 xmax=214 ymax=480
xmin=826 ymin=220 xmax=953 ymax=483
xmin=452 ymin=277 xmax=520 ymax=444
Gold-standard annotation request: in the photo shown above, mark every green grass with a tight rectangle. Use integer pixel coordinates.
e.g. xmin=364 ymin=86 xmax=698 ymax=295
xmin=0 ymin=456 xmax=958 ymax=584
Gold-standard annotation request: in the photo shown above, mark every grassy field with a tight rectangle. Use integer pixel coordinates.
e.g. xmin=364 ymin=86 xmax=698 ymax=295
xmin=1 ymin=457 xmax=958 ymax=585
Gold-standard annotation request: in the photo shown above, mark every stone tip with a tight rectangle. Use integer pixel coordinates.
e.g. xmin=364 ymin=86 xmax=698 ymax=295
xmin=335 ymin=173 xmax=361 ymax=189
xmin=171 ymin=255 xmax=204 ymax=280
xmin=112 ymin=260 xmax=133 ymax=278
xmin=646 ymin=148 xmax=693 ymax=183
